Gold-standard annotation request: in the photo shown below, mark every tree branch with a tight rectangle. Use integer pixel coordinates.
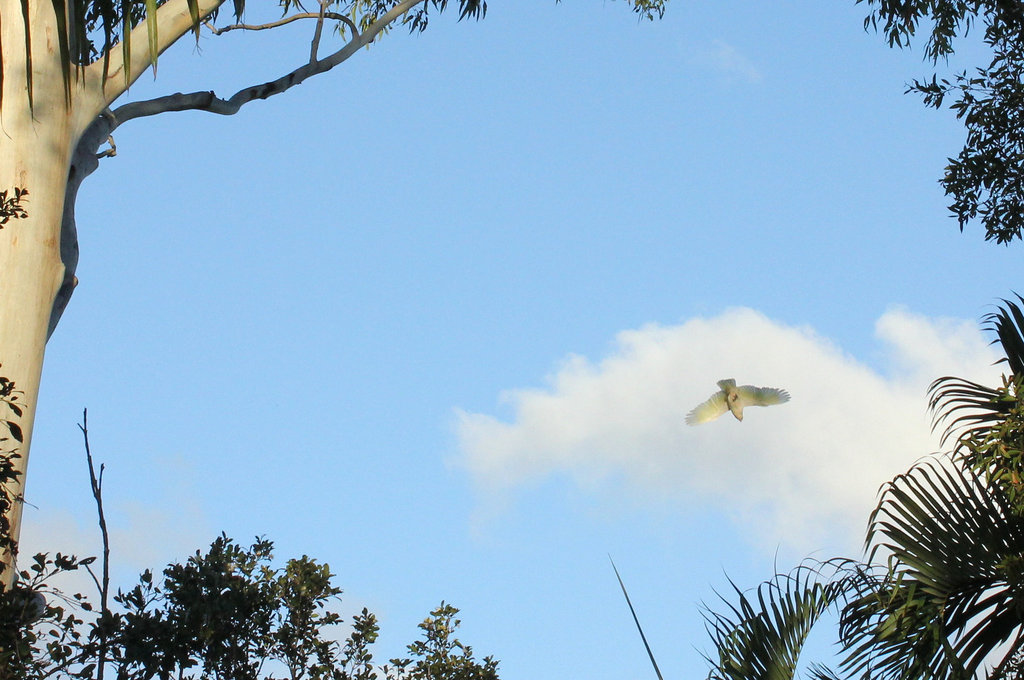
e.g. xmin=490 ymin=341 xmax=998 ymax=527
xmin=56 ymin=0 xmax=429 ymax=336
xmin=80 ymin=409 xmax=111 ymax=680
xmin=311 ymin=2 xmax=330 ymax=64
xmin=204 ymin=11 xmax=360 ymax=41
xmin=111 ymin=0 xmax=428 ymax=124
xmin=48 ymin=109 xmax=121 ymax=338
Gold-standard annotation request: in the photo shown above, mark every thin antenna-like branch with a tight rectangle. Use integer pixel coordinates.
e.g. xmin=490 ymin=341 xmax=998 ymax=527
xmin=610 ymin=556 xmax=665 ymax=680
xmin=80 ymin=409 xmax=111 ymax=680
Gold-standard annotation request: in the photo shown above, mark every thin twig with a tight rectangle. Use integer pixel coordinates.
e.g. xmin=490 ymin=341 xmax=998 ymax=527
xmin=205 ymin=11 xmax=359 ymax=39
xmin=80 ymin=409 xmax=110 ymax=680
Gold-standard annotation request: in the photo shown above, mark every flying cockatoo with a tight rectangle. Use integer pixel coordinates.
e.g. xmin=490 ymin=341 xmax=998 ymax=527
xmin=685 ymin=379 xmax=790 ymax=425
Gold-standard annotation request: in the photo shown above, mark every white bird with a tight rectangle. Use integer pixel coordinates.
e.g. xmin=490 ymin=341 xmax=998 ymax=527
xmin=685 ymin=379 xmax=790 ymax=425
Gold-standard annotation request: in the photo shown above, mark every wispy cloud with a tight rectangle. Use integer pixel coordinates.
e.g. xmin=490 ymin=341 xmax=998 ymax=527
xmin=454 ymin=308 xmax=1000 ymax=554
xmin=695 ymin=39 xmax=763 ymax=84
xmin=19 ymin=453 xmax=212 ymax=595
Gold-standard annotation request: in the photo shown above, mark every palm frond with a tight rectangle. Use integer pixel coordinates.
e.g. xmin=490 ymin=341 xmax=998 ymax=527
xmin=844 ymin=456 xmax=1024 ymax=680
xmin=928 ymin=295 xmax=1024 ymax=449
xmin=702 ymin=566 xmax=850 ymax=680
xmin=929 ymin=375 xmax=1008 ymax=448
xmin=985 ymin=295 xmax=1024 ymax=378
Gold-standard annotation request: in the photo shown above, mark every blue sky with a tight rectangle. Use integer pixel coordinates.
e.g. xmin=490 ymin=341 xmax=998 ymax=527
xmin=16 ymin=1 xmax=1024 ymax=678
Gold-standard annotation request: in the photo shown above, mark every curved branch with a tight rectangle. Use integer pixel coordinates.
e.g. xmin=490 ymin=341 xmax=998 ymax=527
xmin=112 ymin=0 xmax=428 ymax=124
xmin=205 ymin=11 xmax=360 ymax=40
xmin=54 ymin=0 xmax=429 ymax=334
xmin=48 ymin=111 xmax=119 ymax=338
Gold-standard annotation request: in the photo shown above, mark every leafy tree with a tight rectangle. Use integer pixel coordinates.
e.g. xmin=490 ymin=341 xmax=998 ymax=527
xmin=860 ymin=0 xmax=1024 ymax=244
xmin=2 ymin=534 xmax=501 ymax=680
xmin=0 ymin=0 xmax=669 ymax=585
xmin=0 ymin=409 xmax=500 ymax=679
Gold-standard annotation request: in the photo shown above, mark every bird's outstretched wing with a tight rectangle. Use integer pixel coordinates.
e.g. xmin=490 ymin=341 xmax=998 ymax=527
xmin=685 ymin=390 xmax=728 ymax=425
xmin=736 ymin=386 xmax=790 ymax=407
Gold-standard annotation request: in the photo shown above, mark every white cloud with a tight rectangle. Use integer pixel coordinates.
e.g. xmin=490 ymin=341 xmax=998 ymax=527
xmin=454 ymin=307 xmax=1001 ymax=554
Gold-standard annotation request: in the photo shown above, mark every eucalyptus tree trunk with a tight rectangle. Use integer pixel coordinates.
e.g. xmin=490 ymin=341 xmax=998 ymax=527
xmin=1 ymin=0 xmax=90 ymax=589
xmin=0 ymin=0 xmax=225 ymax=587
xmin=0 ymin=0 xmax=590 ymax=589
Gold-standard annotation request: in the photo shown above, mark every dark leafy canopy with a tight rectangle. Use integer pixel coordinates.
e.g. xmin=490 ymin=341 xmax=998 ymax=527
xmin=2 ymin=533 xmax=501 ymax=680
xmin=860 ymin=0 xmax=1024 ymax=244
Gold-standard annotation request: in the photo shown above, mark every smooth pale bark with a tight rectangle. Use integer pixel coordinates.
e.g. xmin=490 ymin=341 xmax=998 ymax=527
xmin=0 ymin=0 xmax=225 ymax=587
xmin=0 ymin=0 xmax=427 ymax=587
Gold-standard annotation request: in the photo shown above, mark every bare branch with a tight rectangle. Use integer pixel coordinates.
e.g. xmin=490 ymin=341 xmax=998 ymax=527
xmin=80 ymin=409 xmax=111 ymax=680
xmin=112 ymin=0 xmax=428 ymax=124
xmin=205 ymin=11 xmax=360 ymax=40
xmin=311 ymin=2 xmax=330 ymax=64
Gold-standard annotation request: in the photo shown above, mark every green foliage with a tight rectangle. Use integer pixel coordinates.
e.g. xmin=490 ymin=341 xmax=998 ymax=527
xmin=0 ymin=552 xmax=95 ymax=680
xmin=382 ymin=603 xmax=499 ymax=680
xmin=90 ymin=535 xmax=497 ymax=680
xmin=860 ymin=1 xmax=1024 ymax=243
xmin=0 ymin=369 xmax=24 ymax=583
xmin=858 ymin=0 xmax=1007 ymax=63
xmin=843 ymin=458 xmax=1024 ymax=679
xmin=0 ymin=531 xmax=501 ymax=680
xmin=931 ymin=296 xmax=1024 ymax=506
xmin=0 ymin=189 xmax=28 ymax=229
xmin=112 ymin=536 xmax=375 ymax=679
xmin=703 ymin=567 xmax=853 ymax=680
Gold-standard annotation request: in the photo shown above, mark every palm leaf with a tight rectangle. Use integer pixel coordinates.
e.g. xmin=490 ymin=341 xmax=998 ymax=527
xmin=985 ymin=295 xmax=1024 ymax=377
xmin=928 ymin=296 xmax=1024 ymax=449
xmin=702 ymin=566 xmax=849 ymax=680
xmin=844 ymin=456 xmax=1024 ymax=680
xmin=929 ymin=375 xmax=1008 ymax=447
